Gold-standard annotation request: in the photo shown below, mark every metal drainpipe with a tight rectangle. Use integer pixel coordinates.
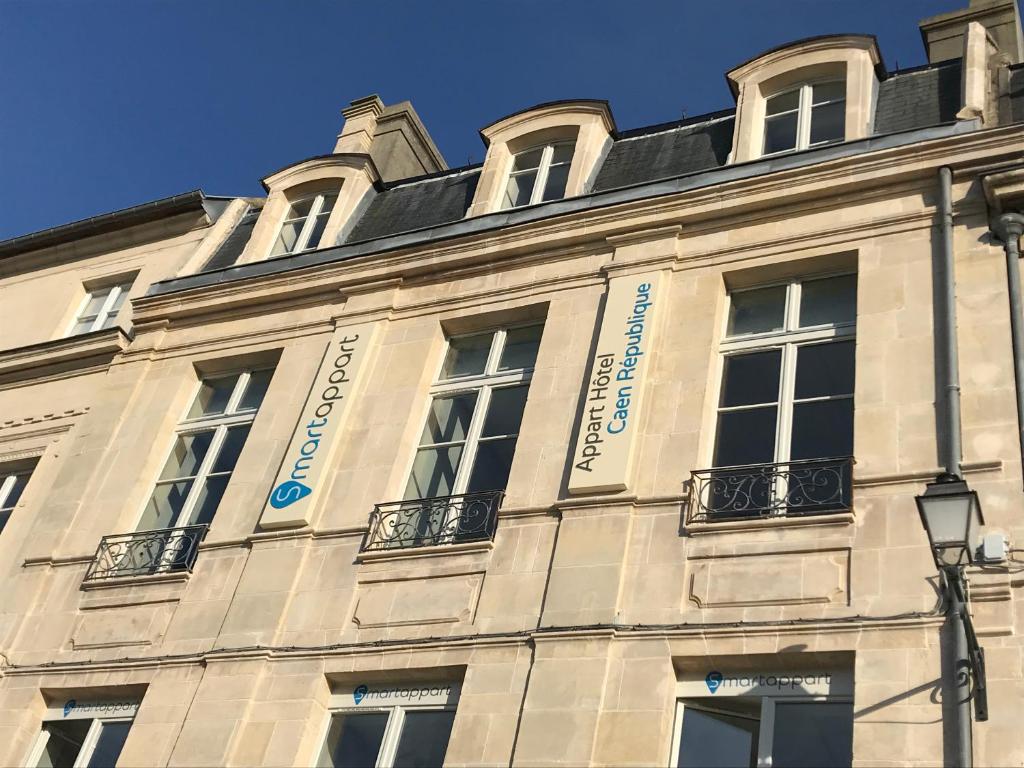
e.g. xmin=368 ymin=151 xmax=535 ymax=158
xmin=936 ymin=166 xmax=972 ymax=768
xmin=992 ymin=212 xmax=1024 ymax=485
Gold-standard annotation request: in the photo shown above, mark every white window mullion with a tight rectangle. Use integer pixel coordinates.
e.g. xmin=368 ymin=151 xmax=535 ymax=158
xmin=225 ymin=371 xmax=252 ymax=415
xmin=0 ymin=474 xmax=16 ymax=509
xmin=72 ymin=719 xmax=106 ymax=768
xmin=177 ymin=424 xmax=229 ymax=527
xmin=531 ymin=145 xmax=555 ymax=205
xmin=93 ymin=285 xmax=124 ymax=331
xmin=452 ymin=386 xmax=492 ymax=495
xmin=797 ymin=84 xmax=813 ymax=150
xmin=293 ymin=195 xmax=325 ymax=253
xmin=377 ymin=707 xmax=406 ymax=768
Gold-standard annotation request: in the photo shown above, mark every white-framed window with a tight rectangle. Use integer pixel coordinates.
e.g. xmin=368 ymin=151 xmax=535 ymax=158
xmin=707 ymin=274 xmax=856 ymax=517
xmin=502 ymin=142 xmax=575 ymax=209
xmin=404 ymin=324 xmax=543 ymax=500
xmin=66 ymin=278 xmax=135 ymax=336
xmin=670 ymin=696 xmax=853 ymax=767
xmin=269 ymin=190 xmax=339 ymax=257
xmin=763 ymin=80 xmax=845 ymax=156
xmin=138 ymin=369 xmax=273 ymax=533
xmin=26 ymin=700 xmax=138 ymax=768
xmin=317 ymin=685 xmax=458 ymax=768
xmin=0 ymin=459 xmax=36 ymax=535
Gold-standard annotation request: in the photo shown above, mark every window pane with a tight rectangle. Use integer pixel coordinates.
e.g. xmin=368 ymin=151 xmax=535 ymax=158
xmin=790 ymin=399 xmax=853 ymax=461
xmin=270 ymin=219 xmax=304 ymax=257
xmin=771 ymin=702 xmax=853 ymax=768
xmin=392 ymin=710 xmax=457 ymax=768
xmin=719 ymin=350 xmax=781 ymax=407
xmin=318 ymin=191 xmax=339 ymax=215
xmin=498 ymin=325 xmax=543 ymax=371
xmin=541 ymin=163 xmax=570 ymax=202
xmin=481 ymin=386 xmax=528 ymax=437
xmin=419 ymin=393 xmax=478 ymax=444
xmin=158 ymin=431 xmax=214 ymax=480
xmin=442 ymin=334 xmax=492 ymax=378
xmin=812 ymin=81 xmax=845 ymax=105
xmin=239 ymin=369 xmax=274 ymax=411
xmin=81 ymin=290 xmax=111 ymax=317
xmin=139 ymin=480 xmax=194 ymax=530
xmin=290 ymin=197 xmax=316 ymax=218
xmin=550 ymin=142 xmax=575 ymax=164
xmin=211 ymin=425 xmax=252 ymax=473
xmin=187 ymin=376 xmax=239 ymax=419
xmin=85 ymin=721 xmax=132 ymax=768
xmin=97 ymin=314 xmax=119 ymax=331
xmin=190 ymin=475 xmax=229 ymax=527
xmin=810 ymin=100 xmax=845 ymax=145
xmin=795 ymin=341 xmax=856 ymax=399
xmin=504 ymin=170 xmax=537 ymax=208
xmin=34 ymin=720 xmax=92 ymax=768
xmin=466 ymin=437 xmax=518 ymax=494
xmin=0 ymin=509 xmax=10 ymax=534
xmin=512 ymin=148 xmax=544 ymax=171
xmin=764 ymin=112 xmax=798 ymax=154
xmin=303 ymin=213 xmax=331 ymax=251
xmin=766 ymin=90 xmax=800 ymax=115
xmin=727 ymin=286 xmax=786 ymax=336
xmin=70 ymin=317 xmax=96 ymax=335
xmin=405 ymin=445 xmax=464 ymax=499
xmin=317 ymin=712 xmax=388 ymax=768
xmin=2 ymin=472 xmax=31 ymax=510
xmin=677 ymin=706 xmax=759 ymax=768
xmin=800 ymin=274 xmax=856 ymax=327
xmin=714 ymin=407 xmax=778 ymax=467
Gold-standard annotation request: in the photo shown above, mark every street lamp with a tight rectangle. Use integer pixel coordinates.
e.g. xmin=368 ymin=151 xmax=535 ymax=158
xmin=915 ymin=473 xmax=988 ymax=729
xmin=916 ymin=473 xmax=984 ymax=569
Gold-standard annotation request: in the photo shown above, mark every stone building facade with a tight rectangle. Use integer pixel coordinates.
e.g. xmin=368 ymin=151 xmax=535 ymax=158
xmin=2 ymin=1 xmax=1024 ymax=766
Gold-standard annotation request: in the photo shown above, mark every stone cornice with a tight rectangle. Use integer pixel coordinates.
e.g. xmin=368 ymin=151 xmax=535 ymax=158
xmin=0 ymin=327 xmax=130 ymax=387
xmin=135 ymin=124 xmax=1024 ymax=331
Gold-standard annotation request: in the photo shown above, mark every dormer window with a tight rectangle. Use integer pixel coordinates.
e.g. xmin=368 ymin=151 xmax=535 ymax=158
xmin=763 ymin=81 xmax=845 ymax=155
xmin=502 ymin=142 xmax=575 ymax=209
xmin=269 ymin=190 xmax=339 ymax=257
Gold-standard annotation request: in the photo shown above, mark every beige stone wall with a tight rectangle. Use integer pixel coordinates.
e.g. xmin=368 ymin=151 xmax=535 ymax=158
xmin=0 ymin=123 xmax=1023 ymax=768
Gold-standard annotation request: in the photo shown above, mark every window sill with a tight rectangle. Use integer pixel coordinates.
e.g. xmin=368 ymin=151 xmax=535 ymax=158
xmin=686 ymin=511 xmax=854 ymax=536
xmin=0 ymin=327 xmax=131 ymax=386
xmin=355 ymin=539 xmax=495 ymax=564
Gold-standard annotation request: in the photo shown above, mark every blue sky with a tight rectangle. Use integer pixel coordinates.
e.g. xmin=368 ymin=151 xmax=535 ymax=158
xmin=0 ymin=0 xmax=969 ymax=241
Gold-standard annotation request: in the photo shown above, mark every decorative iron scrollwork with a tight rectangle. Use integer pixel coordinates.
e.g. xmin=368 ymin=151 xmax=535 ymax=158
xmin=83 ymin=525 xmax=209 ymax=582
xmin=362 ymin=490 xmax=503 ymax=552
xmin=687 ymin=457 xmax=853 ymax=523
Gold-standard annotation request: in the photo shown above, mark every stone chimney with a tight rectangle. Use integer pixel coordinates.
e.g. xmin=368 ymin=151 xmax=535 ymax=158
xmin=919 ymin=0 xmax=1023 ymax=64
xmin=334 ymin=95 xmax=447 ymax=183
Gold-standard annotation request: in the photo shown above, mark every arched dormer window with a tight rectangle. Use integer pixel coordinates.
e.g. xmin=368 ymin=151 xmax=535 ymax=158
xmin=727 ymin=35 xmax=884 ymax=164
xmin=269 ymin=188 xmax=340 ymax=257
xmin=467 ymin=100 xmax=615 ymax=217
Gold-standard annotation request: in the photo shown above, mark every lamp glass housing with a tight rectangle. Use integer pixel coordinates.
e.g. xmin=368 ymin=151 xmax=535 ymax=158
xmin=916 ymin=478 xmax=983 ymax=569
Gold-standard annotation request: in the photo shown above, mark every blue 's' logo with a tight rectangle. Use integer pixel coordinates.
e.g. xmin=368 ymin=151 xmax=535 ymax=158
xmin=705 ymin=671 xmax=723 ymax=694
xmin=353 ymin=685 xmax=369 ymax=705
xmin=63 ymin=699 xmax=76 ymax=717
xmin=270 ymin=480 xmax=312 ymax=509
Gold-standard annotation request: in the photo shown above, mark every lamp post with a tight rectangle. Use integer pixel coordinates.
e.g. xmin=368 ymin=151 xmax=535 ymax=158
xmin=915 ymin=473 xmax=988 ymax=768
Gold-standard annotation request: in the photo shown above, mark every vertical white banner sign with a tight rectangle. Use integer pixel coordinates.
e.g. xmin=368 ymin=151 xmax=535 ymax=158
xmin=259 ymin=322 xmax=378 ymax=529
xmin=568 ymin=272 xmax=663 ymax=494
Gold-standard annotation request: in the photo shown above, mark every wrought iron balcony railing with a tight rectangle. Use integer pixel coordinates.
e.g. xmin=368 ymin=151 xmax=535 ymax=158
xmin=362 ymin=490 xmax=503 ymax=552
xmin=83 ymin=524 xmax=209 ymax=582
xmin=687 ymin=457 xmax=853 ymax=524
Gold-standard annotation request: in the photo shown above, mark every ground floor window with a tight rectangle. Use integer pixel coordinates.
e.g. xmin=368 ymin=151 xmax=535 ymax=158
xmin=672 ymin=670 xmax=853 ymax=768
xmin=27 ymin=699 xmax=138 ymax=768
xmin=318 ymin=682 xmax=459 ymax=768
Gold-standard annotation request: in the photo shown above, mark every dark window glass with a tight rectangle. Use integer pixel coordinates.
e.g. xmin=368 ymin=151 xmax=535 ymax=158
xmin=790 ymin=400 xmax=854 ymax=461
xmin=810 ymin=101 xmax=845 ymax=145
xmin=405 ymin=446 xmax=464 ymax=500
xmin=442 ymin=334 xmax=492 ymax=378
xmin=541 ymin=163 xmax=570 ymax=201
xmin=85 ymin=721 xmax=132 ymax=768
xmin=677 ymin=706 xmax=759 ymax=768
xmin=466 ymin=438 xmax=518 ymax=494
xmin=239 ymin=369 xmax=274 ymax=411
xmin=419 ymin=394 xmax=478 ymax=444
xmin=498 ymin=325 xmax=543 ymax=371
xmin=186 ymin=376 xmax=238 ymax=419
xmin=719 ymin=350 xmax=781 ymax=407
xmin=481 ymin=386 xmax=528 ymax=437
xmin=713 ymin=407 xmax=778 ymax=467
xmin=799 ymin=275 xmax=856 ymax=327
xmin=34 ymin=720 xmax=91 ymax=768
xmin=392 ymin=710 xmax=457 ymax=768
xmin=794 ymin=342 xmax=855 ymax=399
xmin=728 ymin=286 xmax=787 ymax=336
xmin=764 ymin=112 xmax=798 ymax=154
xmin=770 ymin=702 xmax=853 ymax=768
xmin=317 ymin=712 xmax=388 ymax=768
